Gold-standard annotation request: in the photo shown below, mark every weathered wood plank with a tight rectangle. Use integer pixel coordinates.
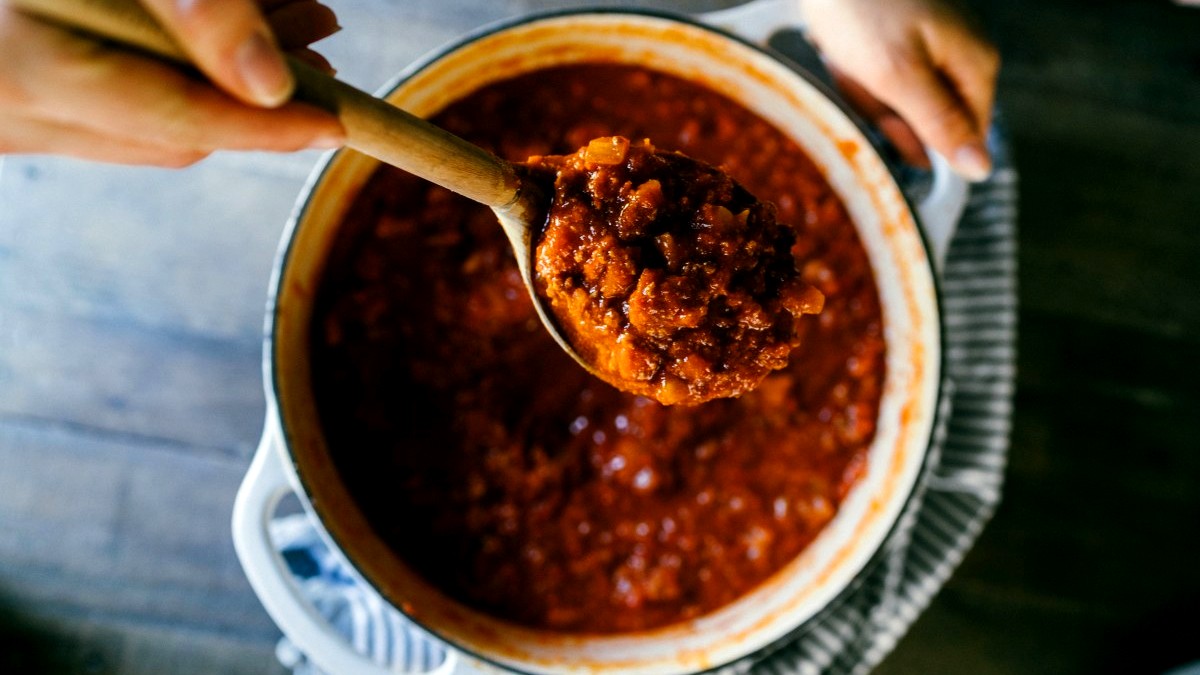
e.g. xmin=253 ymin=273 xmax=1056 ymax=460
xmin=1007 ymin=99 xmax=1200 ymax=337
xmin=879 ymin=312 xmax=1200 ymax=674
xmin=0 ymin=609 xmax=287 ymax=675
xmin=0 ymin=150 xmax=305 ymax=452
xmin=0 ymin=421 xmax=279 ymax=643
xmin=874 ymin=586 xmax=1110 ymax=675
xmin=0 ymin=306 xmax=264 ymax=456
xmin=878 ymin=1 xmax=1200 ymax=673
xmin=0 ymin=154 xmax=309 ymax=341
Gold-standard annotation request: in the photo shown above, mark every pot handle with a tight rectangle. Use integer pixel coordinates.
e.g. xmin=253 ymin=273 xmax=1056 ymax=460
xmin=232 ymin=416 xmax=465 ymax=675
xmin=700 ymin=0 xmax=967 ymax=270
xmin=918 ymin=152 xmax=969 ymax=268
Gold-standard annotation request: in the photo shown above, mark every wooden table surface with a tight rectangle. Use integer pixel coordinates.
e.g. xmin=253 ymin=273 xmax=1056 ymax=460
xmin=1 ymin=1 xmax=1197 ymax=673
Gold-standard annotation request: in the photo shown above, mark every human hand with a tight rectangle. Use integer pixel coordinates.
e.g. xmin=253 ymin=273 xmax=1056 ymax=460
xmin=801 ymin=0 xmax=1000 ymax=181
xmin=0 ymin=0 xmax=346 ymax=167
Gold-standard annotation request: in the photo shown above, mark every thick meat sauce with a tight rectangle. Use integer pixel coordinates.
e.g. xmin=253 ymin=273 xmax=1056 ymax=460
xmin=311 ymin=64 xmax=885 ymax=633
xmin=527 ymin=136 xmax=824 ymax=406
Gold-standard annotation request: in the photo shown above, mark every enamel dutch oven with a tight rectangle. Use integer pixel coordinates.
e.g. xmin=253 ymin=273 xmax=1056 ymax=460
xmin=232 ymin=1 xmax=961 ymax=673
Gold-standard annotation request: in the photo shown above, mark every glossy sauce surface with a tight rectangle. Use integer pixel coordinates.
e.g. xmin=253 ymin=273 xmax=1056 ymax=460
xmin=312 ymin=64 xmax=885 ymax=633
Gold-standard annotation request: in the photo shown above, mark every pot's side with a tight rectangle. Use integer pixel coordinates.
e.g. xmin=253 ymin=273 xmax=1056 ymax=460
xmin=267 ymin=12 xmax=939 ymax=675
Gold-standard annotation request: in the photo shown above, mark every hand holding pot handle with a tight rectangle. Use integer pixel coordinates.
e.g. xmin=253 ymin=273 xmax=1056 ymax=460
xmin=701 ymin=0 xmax=974 ymax=270
xmin=801 ymin=0 xmax=1000 ymax=182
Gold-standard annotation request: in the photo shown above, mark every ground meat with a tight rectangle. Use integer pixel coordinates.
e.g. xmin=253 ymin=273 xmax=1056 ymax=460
xmin=527 ymin=137 xmax=824 ymax=406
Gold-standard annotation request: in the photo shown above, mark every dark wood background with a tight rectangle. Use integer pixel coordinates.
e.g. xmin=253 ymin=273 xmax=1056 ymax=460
xmin=1 ymin=0 xmax=1197 ymax=673
xmin=879 ymin=1 xmax=1200 ymax=673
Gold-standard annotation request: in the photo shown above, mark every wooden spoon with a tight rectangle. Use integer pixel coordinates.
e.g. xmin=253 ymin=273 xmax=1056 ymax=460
xmin=10 ymin=0 xmax=577 ymax=367
xmin=15 ymin=0 xmax=822 ymax=405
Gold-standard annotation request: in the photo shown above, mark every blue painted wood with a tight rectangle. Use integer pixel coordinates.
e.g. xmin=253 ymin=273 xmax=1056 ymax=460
xmin=0 ymin=420 xmax=284 ymax=671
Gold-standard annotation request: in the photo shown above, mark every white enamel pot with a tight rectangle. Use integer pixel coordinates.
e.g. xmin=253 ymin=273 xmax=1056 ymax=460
xmin=233 ymin=2 xmax=955 ymax=673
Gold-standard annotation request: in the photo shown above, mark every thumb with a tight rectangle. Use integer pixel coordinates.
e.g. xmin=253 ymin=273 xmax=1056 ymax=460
xmin=141 ymin=0 xmax=293 ymax=107
xmin=875 ymin=60 xmax=992 ymax=182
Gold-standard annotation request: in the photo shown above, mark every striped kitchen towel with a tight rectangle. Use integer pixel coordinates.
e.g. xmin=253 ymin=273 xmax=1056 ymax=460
xmin=271 ymin=513 xmax=449 ymax=674
xmin=749 ymin=124 xmax=1017 ymax=675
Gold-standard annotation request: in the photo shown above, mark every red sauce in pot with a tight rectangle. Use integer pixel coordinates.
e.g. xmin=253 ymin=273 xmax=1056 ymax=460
xmin=311 ymin=64 xmax=884 ymax=633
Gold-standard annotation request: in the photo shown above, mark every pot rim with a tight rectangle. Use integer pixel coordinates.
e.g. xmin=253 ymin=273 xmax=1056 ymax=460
xmin=262 ymin=6 xmax=947 ymax=674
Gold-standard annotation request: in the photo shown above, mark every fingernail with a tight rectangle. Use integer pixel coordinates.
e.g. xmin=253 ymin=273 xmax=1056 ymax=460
xmin=237 ymin=31 xmax=293 ymax=107
xmin=954 ymin=142 xmax=992 ymax=182
xmin=309 ymin=132 xmax=345 ymax=150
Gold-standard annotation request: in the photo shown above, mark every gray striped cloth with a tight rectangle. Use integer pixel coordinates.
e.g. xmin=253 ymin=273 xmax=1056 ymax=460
xmin=270 ymin=123 xmax=1017 ymax=674
xmin=748 ymin=125 xmax=1018 ymax=675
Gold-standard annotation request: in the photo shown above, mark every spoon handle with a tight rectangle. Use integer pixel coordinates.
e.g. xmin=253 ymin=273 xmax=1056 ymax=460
xmin=10 ymin=0 xmax=521 ymax=208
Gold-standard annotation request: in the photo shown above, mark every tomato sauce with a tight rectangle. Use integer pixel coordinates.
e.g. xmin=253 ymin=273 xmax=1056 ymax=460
xmin=311 ymin=64 xmax=885 ymax=633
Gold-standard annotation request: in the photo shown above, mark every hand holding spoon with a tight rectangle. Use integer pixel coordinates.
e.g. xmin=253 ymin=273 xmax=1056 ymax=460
xmin=10 ymin=0 xmax=560 ymax=349
xmin=13 ymin=0 xmax=823 ymax=406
